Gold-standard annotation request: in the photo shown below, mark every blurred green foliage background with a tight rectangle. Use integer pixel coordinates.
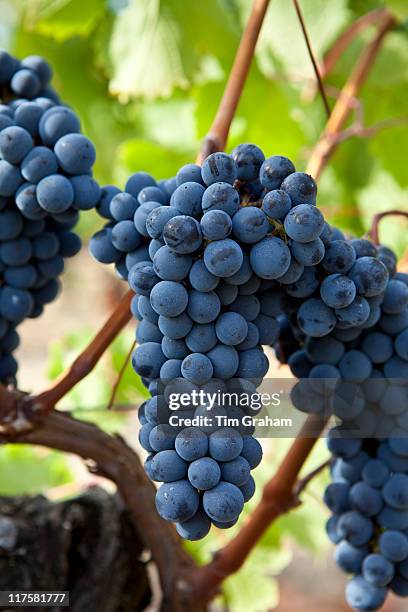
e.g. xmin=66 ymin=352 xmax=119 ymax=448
xmin=0 ymin=1 xmax=407 ymax=608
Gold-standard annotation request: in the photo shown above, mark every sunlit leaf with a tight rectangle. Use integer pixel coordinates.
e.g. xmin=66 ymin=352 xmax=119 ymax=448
xmin=386 ymin=0 xmax=408 ymax=19
xmin=108 ymin=0 xmax=239 ymax=100
xmin=22 ymin=0 xmax=106 ymax=41
xmin=194 ymin=69 xmax=305 ymax=162
xmin=0 ymin=445 xmax=72 ymax=496
xmin=249 ymin=0 xmax=350 ymax=79
xmin=358 ymin=165 xmax=408 ymax=256
xmin=117 ymin=139 xmax=193 ymax=184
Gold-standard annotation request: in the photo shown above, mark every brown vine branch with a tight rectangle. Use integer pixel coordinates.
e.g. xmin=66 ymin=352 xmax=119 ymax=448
xmin=31 ymin=290 xmax=134 ymax=414
xmin=307 ymin=10 xmax=396 ymax=180
xmin=0 ymin=409 xmax=203 ymax=612
xmin=190 ymin=414 xmax=328 ymax=603
xmin=196 ymin=0 xmax=271 ymax=164
xmin=107 ymin=339 xmax=136 ymax=410
xmin=320 ymin=7 xmax=390 ymax=81
xmin=370 ymin=210 xmax=408 ymax=246
xmin=0 ymin=384 xmax=17 ymax=415
xmin=328 ymin=115 xmax=408 ymax=146
xmin=292 ymin=0 xmax=330 ymax=118
xmin=293 ymin=457 xmax=331 ymax=497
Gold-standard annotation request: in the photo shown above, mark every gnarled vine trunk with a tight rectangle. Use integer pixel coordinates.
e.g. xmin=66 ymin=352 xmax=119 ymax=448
xmin=0 ymin=488 xmax=151 ymax=611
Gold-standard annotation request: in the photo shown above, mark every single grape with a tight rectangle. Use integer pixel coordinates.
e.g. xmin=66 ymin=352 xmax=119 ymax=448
xmin=200 ymin=209 xmax=232 ymax=241
xmin=201 ymin=182 xmax=240 ymax=216
xmin=188 ymin=457 xmax=221 ymax=490
xmin=203 ymin=481 xmax=244 ymax=522
xmin=171 ymin=181 xmax=205 ymax=217
xmin=262 ymin=189 xmax=291 ymax=220
xmin=176 ymin=163 xmax=204 ymax=186
xmin=204 ymin=238 xmax=243 ymax=278
xmin=297 ymin=298 xmax=336 ymax=337
xmin=259 ymin=155 xmax=295 ymax=190
xmin=201 ymin=152 xmax=238 ymax=186
xmin=250 ymin=236 xmax=291 ymax=279
xmin=153 ymin=245 xmax=192 ymax=281
xmin=348 ymin=256 xmax=389 ymax=298
xmin=0 ymin=126 xmax=33 ymax=164
xmin=284 ymin=204 xmax=324 ymax=243
xmin=232 ymin=206 xmax=269 ymax=244
xmin=163 ymin=215 xmax=202 ymax=254
xmin=280 ymin=172 xmax=317 ymax=206
xmin=215 ymin=312 xmax=248 ymax=346
xmin=175 ymin=510 xmax=211 ymax=541
xmin=231 ymin=143 xmax=265 ymax=182
xmin=156 ymin=480 xmax=199 ymax=522
xmin=320 ymin=274 xmax=356 ymax=309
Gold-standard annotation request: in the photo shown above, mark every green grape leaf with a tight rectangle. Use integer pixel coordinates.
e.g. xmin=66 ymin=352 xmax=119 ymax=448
xmin=358 ymin=165 xmax=408 ymax=256
xmin=194 ymin=70 xmax=305 ymax=162
xmin=234 ymin=73 xmax=305 ymax=163
xmin=117 ymin=139 xmax=193 ymax=183
xmin=366 ymin=32 xmax=408 ymax=87
xmin=47 ymin=328 xmax=147 ymax=419
xmin=253 ymin=0 xmax=350 ymax=78
xmin=332 ymin=138 xmax=374 ymax=191
xmin=222 ymin=567 xmax=279 ymax=612
xmin=22 ymin=0 xmax=106 ymax=41
xmin=387 ymin=0 xmax=408 ymax=19
xmin=347 ymin=1 xmax=386 ymax=18
xmin=108 ymin=0 xmax=238 ymax=100
xmin=370 ymin=124 xmax=408 ymax=187
xmin=0 ymin=445 xmax=72 ymax=496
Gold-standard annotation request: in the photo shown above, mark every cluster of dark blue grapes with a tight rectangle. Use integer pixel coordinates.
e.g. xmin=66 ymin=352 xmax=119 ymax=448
xmin=0 ymin=50 xmax=100 ymax=382
xmin=88 ymin=141 xmax=407 ymax=609
xmin=278 ymin=239 xmax=408 ymax=427
xmin=271 ymin=238 xmax=408 ymax=610
xmin=324 ymin=435 xmax=408 ymax=611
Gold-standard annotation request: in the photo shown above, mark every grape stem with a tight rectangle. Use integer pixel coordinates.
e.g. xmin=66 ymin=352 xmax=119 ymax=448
xmin=189 ymin=415 xmax=328 ymax=603
xmin=370 ymin=210 xmax=408 ymax=246
xmin=106 ymin=339 xmax=136 ymax=410
xmin=307 ymin=10 xmax=396 ymax=180
xmin=294 ymin=457 xmax=331 ymax=497
xmin=326 ymin=116 xmax=408 ymax=147
xmin=292 ymin=0 xmax=331 ymax=118
xmin=196 ymin=0 xmax=271 ymax=164
xmin=30 ymin=289 xmax=134 ymax=414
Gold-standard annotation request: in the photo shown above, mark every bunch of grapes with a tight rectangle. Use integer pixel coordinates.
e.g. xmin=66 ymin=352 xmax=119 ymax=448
xmin=324 ymin=435 xmax=408 ymax=611
xmin=88 ymin=144 xmax=327 ymax=538
xmin=269 ymin=235 xmax=408 ymax=610
xmin=0 ymin=50 xmax=100 ymax=383
xmin=89 ymin=137 xmax=407 ymax=608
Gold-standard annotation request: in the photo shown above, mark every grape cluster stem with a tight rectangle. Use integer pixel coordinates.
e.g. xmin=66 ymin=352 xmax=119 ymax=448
xmin=370 ymin=211 xmax=408 ymax=247
xmin=196 ymin=0 xmax=271 ymax=165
